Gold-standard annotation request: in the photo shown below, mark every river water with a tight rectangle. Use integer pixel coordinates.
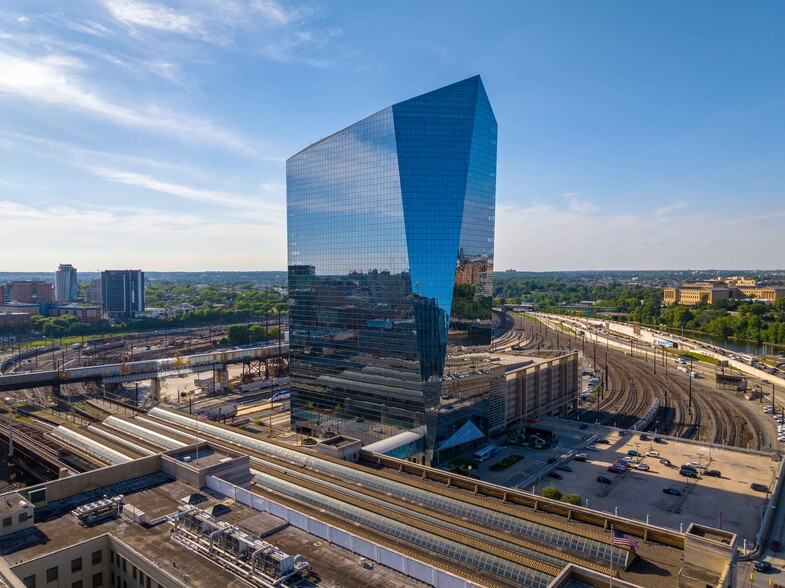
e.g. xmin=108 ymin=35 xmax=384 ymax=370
xmin=664 ymin=328 xmax=785 ymax=357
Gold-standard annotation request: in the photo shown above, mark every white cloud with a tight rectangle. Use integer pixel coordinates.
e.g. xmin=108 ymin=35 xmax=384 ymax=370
xmin=0 ymin=50 xmax=256 ymax=154
xmin=16 ymin=16 xmax=29 ymax=24
xmin=495 ymin=196 xmax=783 ymax=270
xmin=66 ymin=20 xmax=114 ymax=38
xmin=86 ymin=166 xmax=285 ymax=216
xmin=654 ymin=201 xmax=687 ymax=217
xmin=101 ymin=0 xmax=202 ymax=36
xmin=0 ymin=199 xmax=286 ymax=271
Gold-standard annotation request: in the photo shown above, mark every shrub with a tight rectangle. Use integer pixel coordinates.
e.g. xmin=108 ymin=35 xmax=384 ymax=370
xmin=562 ymin=493 xmax=582 ymax=506
xmin=541 ymin=486 xmax=562 ymax=500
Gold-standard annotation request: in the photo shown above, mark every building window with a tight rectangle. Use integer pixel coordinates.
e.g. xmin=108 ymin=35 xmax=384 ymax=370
xmin=22 ymin=576 xmax=35 ymax=588
xmin=2 ymin=516 xmax=11 ymax=527
xmin=92 ymin=572 xmax=103 ymax=587
xmin=71 ymin=557 xmax=82 ymax=573
xmin=72 ymin=581 xmax=82 ymax=588
xmin=18 ymin=512 xmax=28 ymax=523
xmin=46 ymin=567 xmax=58 ymax=582
xmin=121 ymin=559 xmax=126 ymax=572
xmin=132 ymin=567 xmax=136 ymax=580
xmin=92 ymin=550 xmax=102 ymax=565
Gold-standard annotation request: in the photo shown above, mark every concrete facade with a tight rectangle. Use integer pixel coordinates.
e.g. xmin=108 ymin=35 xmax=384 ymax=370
xmin=503 ymin=352 xmax=580 ymax=424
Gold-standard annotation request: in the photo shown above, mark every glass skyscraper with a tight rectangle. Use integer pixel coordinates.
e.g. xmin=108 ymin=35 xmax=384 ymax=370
xmin=287 ymin=76 xmax=500 ymax=463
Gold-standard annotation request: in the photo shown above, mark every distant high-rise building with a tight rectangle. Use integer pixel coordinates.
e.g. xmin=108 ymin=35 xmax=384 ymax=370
xmin=101 ymin=270 xmax=145 ymax=319
xmin=287 ymin=76 xmax=498 ymax=463
xmin=10 ymin=280 xmax=54 ymax=304
xmin=86 ymin=279 xmax=102 ymax=305
xmin=55 ymin=264 xmax=78 ymax=303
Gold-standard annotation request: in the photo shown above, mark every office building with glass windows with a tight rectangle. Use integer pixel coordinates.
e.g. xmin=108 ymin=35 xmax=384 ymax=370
xmin=287 ymin=76 xmax=499 ymax=464
xmin=55 ymin=263 xmax=78 ymax=303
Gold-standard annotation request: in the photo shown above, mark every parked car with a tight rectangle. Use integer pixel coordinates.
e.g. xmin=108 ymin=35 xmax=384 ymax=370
xmin=636 ymin=463 xmax=650 ymax=471
xmin=679 ymin=469 xmax=699 ymax=478
xmin=681 ymin=464 xmax=698 ymax=472
xmin=663 ymin=488 xmax=682 ymax=496
xmin=620 ymin=456 xmax=634 ymax=463
xmin=647 ymin=451 xmax=660 ymax=458
xmin=686 ymin=461 xmax=702 ymax=469
xmin=618 ymin=430 xmax=627 ymax=436
xmin=704 ymin=469 xmax=722 ymax=478
xmin=596 ymin=439 xmax=609 ymax=445
xmin=597 ymin=476 xmax=613 ymax=484
xmin=574 ymin=454 xmax=588 ymax=462
xmin=585 ymin=445 xmax=600 ymax=452
xmin=547 ymin=471 xmax=563 ymax=479
xmin=579 ymin=423 xmax=588 ymax=429
xmin=752 ymin=483 xmax=770 ymax=492
xmin=547 ymin=457 xmax=558 ymax=464
xmin=556 ymin=464 xmax=573 ymax=472
xmin=653 ymin=437 xmax=664 ymax=443
xmin=608 ymin=465 xmax=626 ymax=474
xmin=754 ymin=561 xmax=772 ymax=572
xmin=627 ymin=450 xmax=641 ymax=457
xmin=772 ymin=540 xmax=782 ymax=553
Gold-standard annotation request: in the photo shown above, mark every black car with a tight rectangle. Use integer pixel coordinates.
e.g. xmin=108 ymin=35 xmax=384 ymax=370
xmin=596 ymin=476 xmax=612 ymax=484
xmin=752 ymin=483 xmax=770 ymax=492
xmin=574 ymin=455 xmax=587 ymax=462
xmin=579 ymin=423 xmax=588 ymax=430
xmin=596 ymin=439 xmax=609 ymax=445
xmin=547 ymin=457 xmax=558 ymax=464
xmin=754 ymin=561 xmax=772 ymax=572
xmin=660 ymin=458 xmax=672 ymax=466
xmin=704 ymin=469 xmax=721 ymax=478
xmin=653 ymin=437 xmax=663 ymax=443
xmin=639 ymin=434 xmax=649 ymax=441
xmin=663 ymin=488 xmax=682 ymax=496
xmin=547 ymin=471 xmax=563 ymax=479
xmin=679 ymin=469 xmax=699 ymax=478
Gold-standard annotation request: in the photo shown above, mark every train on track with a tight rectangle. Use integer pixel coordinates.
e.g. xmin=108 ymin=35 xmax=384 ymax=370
xmin=0 ymin=344 xmax=289 ymax=389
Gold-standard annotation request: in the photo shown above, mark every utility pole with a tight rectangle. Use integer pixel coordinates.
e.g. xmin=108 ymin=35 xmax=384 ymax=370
xmin=772 ymin=382 xmax=776 ymax=414
xmin=688 ymin=355 xmax=693 ymax=417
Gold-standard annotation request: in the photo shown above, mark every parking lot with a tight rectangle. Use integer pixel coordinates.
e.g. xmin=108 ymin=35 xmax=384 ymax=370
xmin=459 ymin=418 xmax=778 ymax=545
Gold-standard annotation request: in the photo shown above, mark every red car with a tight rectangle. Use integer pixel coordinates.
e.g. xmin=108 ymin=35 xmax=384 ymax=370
xmin=771 ymin=540 xmax=782 ymax=553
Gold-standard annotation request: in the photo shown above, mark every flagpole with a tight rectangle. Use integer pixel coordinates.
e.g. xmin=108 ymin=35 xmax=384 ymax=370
xmin=610 ymin=525 xmax=614 ymax=588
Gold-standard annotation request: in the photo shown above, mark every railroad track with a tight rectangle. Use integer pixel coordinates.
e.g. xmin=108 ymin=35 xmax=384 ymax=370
xmin=529 ymin=315 xmax=766 ymax=448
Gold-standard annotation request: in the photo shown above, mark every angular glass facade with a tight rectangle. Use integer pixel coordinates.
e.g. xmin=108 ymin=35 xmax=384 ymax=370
xmin=287 ymin=76 xmax=500 ymax=463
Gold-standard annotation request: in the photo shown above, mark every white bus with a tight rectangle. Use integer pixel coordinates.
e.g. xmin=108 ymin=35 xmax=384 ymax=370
xmin=473 ymin=445 xmax=497 ymax=462
xmin=740 ymin=354 xmax=754 ymax=365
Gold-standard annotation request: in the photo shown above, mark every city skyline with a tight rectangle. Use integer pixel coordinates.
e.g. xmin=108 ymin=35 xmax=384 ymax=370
xmin=0 ymin=2 xmax=783 ymax=271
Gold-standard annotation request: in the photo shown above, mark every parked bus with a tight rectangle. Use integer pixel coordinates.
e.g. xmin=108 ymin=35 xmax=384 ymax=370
xmin=473 ymin=445 xmax=497 ymax=462
xmin=740 ymin=354 xmax=754 ymax=365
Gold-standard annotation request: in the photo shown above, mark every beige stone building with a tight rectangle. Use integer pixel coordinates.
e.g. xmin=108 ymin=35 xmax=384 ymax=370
xmin=663 ymin=277 xmax=785 ymax=306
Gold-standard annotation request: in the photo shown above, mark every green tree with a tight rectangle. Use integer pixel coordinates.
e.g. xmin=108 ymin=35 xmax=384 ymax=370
xmin=226 ymin=325 xmax=252 ymax=345
xmin=562 ymin=493 xmax=582 ymax=506
xmin=541 ymin=486 xmax=562 ymax=500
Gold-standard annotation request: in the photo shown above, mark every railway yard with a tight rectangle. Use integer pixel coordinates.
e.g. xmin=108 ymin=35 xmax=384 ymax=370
xmin=495 ymin=312 xmax=780 ymax=451
xmin=0 ymin=316 xmax=782 ymax=587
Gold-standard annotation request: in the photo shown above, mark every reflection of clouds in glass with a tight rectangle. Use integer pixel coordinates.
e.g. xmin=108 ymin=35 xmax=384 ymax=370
xmin=288 ymin=106 xmax=408 ymax=276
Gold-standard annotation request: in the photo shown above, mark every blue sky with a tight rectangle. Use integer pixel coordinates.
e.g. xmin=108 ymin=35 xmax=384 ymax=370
xmin=0 ymin=1 xmax=782 ymax=272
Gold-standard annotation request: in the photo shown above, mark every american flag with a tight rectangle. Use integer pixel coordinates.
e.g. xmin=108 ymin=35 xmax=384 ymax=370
xmin=613 ymin=530 xmax=639 ymax=549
